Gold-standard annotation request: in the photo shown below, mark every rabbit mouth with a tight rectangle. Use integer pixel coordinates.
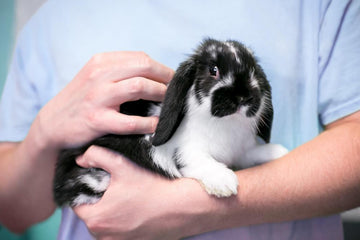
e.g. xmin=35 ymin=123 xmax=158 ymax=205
xmin=211 ymin=87 xmax=260 ymax=118
xmin=236 ymin=105 xmax=249 ymax=115
xmin=211 ymin=103 xmax=254 ymax=119
xmin=211 ymin=98 xmax=253 ymax=118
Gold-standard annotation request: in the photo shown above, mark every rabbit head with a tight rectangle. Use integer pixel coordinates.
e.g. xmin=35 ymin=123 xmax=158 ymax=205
xmin=152 ymin=38 xmax=273 ymax=146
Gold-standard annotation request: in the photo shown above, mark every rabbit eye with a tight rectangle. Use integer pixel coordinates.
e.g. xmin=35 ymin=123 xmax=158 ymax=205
xmin=209 ymin=66 xmax=219 ymax=77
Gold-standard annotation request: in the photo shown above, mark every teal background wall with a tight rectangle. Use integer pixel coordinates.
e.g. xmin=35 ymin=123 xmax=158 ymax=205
xmin=0 ymin=209 xmax=61 ymax=240
xmin=0 ymin=0 xmax=14 ymax=96
xmin=0 ymin=0 xmax=61 ymax=239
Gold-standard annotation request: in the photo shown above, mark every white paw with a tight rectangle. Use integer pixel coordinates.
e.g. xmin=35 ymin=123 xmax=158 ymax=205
xmin=200 ymin=168 xmax=239 ymax=197
xmin=181 ymin=163 xmax=238 ymax=198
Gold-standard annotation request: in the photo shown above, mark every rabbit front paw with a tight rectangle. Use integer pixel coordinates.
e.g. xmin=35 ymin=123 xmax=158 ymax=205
xmin=181 ymin=162 xmax=238 ymax=197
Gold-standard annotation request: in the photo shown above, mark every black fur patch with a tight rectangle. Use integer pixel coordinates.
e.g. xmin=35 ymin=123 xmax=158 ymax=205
xmin=120 ymin=100 xmax=159 ymax=116
xmin=190 ymin=39 xmax=272 ymax=125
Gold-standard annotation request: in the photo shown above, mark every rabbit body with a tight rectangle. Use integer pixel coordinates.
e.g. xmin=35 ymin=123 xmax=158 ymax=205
xmin=54 ymin=39 xmax=288 ymax=206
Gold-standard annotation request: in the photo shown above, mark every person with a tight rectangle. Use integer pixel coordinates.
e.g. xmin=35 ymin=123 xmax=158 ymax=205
xmin=0 ymin=0 xmax=359 ymax=239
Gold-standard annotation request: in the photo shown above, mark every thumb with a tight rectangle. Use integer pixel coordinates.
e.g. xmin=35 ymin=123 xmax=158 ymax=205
xmin=76 ymin=145 xmax=125 ymax=174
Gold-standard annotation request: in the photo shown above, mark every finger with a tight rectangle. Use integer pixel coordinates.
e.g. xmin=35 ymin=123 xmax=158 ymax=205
xmin=104 ymin=77 xmax=167 ymax=106
xmin=135 ymin=54 xmax=175 ymax=84
xmin=72 ymin=201 xmax=98 ymax=226
xmin=91 ymin=51 xmax=174 ymax=84
xmin=100 ymin=111 xmax=159 ymax=134
xmin=76 ymin=145 xmax=126 ymax=173
xmin=76 ymin=145 xmax=146 ymax=182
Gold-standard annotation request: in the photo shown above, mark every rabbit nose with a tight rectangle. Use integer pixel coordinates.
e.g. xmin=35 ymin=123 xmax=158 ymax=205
xmin=244 ymin=96 xmax=254 ymax=105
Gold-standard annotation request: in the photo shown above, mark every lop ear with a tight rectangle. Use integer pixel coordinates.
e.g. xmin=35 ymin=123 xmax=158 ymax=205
xmin=256 ymin=101 xmax=273 ymax=143
xmin=152 ymin=59 xmax=196 ymax=146
xmin=256 ymin=75 xmax=273 ymax=143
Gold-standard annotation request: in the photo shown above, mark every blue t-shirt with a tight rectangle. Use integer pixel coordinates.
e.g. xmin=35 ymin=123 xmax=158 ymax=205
xmin=1 ymin=0 xmax=359 ymax=239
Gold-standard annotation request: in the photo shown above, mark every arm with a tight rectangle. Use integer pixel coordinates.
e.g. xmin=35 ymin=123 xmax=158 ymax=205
xmin=0 ymin=52 xmax=173 ymax=233
xmin=74 ymin=111 xmax=360 ymax=239
xmin=215 ymin=112 xmax=360 ymax=228
xmin=0 ymin=139 xmax=58 ymax=233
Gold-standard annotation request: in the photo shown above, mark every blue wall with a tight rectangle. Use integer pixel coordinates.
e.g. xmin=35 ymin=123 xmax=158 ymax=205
xmin=0 ymin=0 xmax=61 ymax=239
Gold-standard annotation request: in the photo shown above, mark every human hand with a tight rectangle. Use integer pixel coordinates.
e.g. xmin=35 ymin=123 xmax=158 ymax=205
xmin=35 ymin=52 xmax=174 ymax=149
xmin=73 ymin=146 xmax=192 ymax=240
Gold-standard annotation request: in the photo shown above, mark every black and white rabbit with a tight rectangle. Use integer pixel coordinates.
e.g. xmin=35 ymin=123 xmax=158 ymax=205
xmin=53 ymin=38 xmax=288 ymax=206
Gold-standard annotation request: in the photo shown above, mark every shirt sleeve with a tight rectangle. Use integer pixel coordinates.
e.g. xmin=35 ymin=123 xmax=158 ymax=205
xmin=0 ymin=20 xmax=50 ymax=142
xmin=318 ymin=0 xmax=360 ymax=126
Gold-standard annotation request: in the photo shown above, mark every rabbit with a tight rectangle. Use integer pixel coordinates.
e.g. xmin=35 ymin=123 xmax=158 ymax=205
xmin=53 ymin=38 xmax=288 ymax=206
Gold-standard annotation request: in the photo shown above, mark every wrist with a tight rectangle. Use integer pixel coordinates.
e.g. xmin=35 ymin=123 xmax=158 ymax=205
xmin=35 ymin=107 xmax=65 ymax=150
xmin=168 ymin=178 xmax=233 ymax=238
xmin=23 ymin=111 xmax=61 ymax=157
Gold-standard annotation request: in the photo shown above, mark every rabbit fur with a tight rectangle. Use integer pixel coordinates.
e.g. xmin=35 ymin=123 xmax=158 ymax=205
xmin=53 ymin=38 xmax=288 ymax=206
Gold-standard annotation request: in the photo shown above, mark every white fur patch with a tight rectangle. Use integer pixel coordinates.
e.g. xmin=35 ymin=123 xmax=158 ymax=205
xmin=225 ymin=41 xmax=240 ymax=63
xmin=80 ymin=172 xmax=110 ymax=192
xmin=148 ymin=104 xmax=161 ymax=116
xmin=73 ymin=194 xmax=100 ymax=206
xmin=144 ymin=104 xmax=162 ymax=142
xmin=151 ymin=144 xmax=182 ymax=178
xmin=249 ymin=69 xmax=259 ymax=89
xmin=207 ymin=44 xmax=217 ymax=59
xmin=151 ymin=85 xmax=260 ymax=196
xmin=150 ymin=80 xmax=289 ymax=198
xmin=244 ymin=143 xmax=288 ymax=168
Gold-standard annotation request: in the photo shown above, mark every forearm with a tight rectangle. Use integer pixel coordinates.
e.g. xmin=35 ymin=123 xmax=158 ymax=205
xmin=176 ymin=121 xmax=360 ymax=237
xmin=0 ymin=116 xmax=58 ymax=233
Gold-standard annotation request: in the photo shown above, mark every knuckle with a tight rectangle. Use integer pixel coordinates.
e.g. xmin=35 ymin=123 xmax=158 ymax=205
xmin=85 ymin=111 xmax=103 ymax=131
xmin=128 ymin=78 xmax=145 ymax=95
xmin=88 ymin=67 xmax=103 ymax=81
xmin=87 ymin=54 xmax=106 ymax=80
xmin=137 ymin=51 xmax=150 ymax=60
xmin=82 ymin=146 xmax=95 ymax=161
xmin=81 ymin=146 xmax=100 ymax=168
xmin=137 ymin=51 xmax=153 ymax=73
xmin=85 ymin=145 xmax=98 ymax=156
xmin=90 ymin=53 xmax=104 ymax=65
